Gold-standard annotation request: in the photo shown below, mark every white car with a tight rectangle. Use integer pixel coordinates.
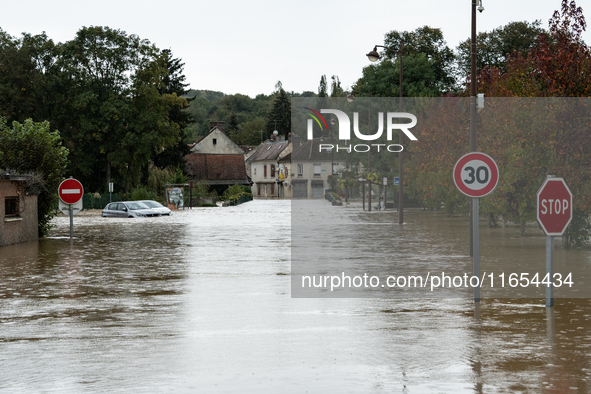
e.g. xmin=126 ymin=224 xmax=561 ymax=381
xmin=139 ymin=200 xmax=172 ymax=216
xmin=102 ymin=201 xmax=161 ymax=218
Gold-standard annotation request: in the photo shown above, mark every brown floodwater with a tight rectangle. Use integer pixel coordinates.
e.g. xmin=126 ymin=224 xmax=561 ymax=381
xmin=0 ymin=200 xmax=590 ymax=393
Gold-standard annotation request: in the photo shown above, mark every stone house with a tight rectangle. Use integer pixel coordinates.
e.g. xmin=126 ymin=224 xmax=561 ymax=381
xmin=1 ymin=175 xmax=38 ymax=246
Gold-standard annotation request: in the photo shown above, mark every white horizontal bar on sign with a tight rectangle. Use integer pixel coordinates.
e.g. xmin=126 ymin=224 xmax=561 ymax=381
xmin=62 ymin=189 xmax=81 ymax=194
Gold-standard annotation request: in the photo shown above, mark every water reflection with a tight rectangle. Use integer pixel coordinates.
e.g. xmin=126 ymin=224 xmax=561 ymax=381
xmin=0 ymin=201 xmax=589 ymax=392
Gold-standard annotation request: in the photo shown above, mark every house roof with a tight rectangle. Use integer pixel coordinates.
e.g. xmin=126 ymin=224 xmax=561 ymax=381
xmin=291 ymin=138 xmax=334 ymax=162
xmin=249 ymin=141 xmax=290 ymax=162
xmin=185 ymin=154 xmax=251 ymax=185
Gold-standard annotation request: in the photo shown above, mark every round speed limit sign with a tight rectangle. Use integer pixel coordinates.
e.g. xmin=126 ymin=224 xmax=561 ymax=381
xmin=453 ymin=152 xmax=499 ymax=198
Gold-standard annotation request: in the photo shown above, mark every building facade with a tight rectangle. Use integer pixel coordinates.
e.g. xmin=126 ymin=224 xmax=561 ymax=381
xmin=1 ymin=176 xmax=38 ymax=246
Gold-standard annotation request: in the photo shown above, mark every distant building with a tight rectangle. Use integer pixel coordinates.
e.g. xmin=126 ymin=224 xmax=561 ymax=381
xmin=189 ymin=122 xmax=244 ymax=155
xmin=290 ymin=137 xmax=342 ymax=198
xmin=248 ymin=140 xmax=291 ymax=198
xmin=1 ymin=175 xmax=38 ymax=246
xmin=185 ymin=122 xmax=252 ymax=192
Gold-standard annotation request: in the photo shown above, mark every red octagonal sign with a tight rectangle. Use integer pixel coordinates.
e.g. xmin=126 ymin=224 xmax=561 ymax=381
xmin=58 ymin=178 xmax=84 ymax=205
xmin=537 ymin=177 xmax=572 ymax=236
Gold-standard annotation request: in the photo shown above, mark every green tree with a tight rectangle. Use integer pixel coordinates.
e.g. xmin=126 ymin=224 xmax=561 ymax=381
xmin=330 ymin=75 xmax=344 ymax=97
xmin=265 ymin=88 xmax=291 ymax=138
xmin=0 ymin=118 xmax=69 ymax=236
xmin=456 ymin=21 xmax=544 ymax=77
xmin=354 ymin=53 xmax=440 ymax=97
xmin=384 ymin=26 xmax=457 ymax=92
xmin=318 ymin=75 xmax=328 ymax=97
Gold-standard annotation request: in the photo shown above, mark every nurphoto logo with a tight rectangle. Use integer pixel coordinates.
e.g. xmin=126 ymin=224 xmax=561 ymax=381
xmin=303 ymin=107 xmax=418 ymax=153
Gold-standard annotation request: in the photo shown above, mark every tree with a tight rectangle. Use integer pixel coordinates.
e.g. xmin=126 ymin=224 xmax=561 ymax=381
xmin=54 ymin=26 xmax=187 ymax=193
xmin=330 ymin=75 xmax=344 ymax=97
xmin=0 ymin=118 xmax=69 ymax=236
xmin=457 ymin=21 xmax=544 ymax=78
xmin=265 ymin=88 xmax=291 ymax=138
xmin=384 ymin=26 xmax=457 ymax=92
xmin=318 ymin=75 xmax=328 ymax=97
xmin=0 ymin=30 xmax=53 ymax=123
xmin=354 ymin=53 xmax=440 ymax=97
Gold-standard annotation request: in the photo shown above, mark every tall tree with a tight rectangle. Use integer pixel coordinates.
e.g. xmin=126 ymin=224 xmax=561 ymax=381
xmin=384 ymin=26 xmax=457 ymax=92
xmin=330 ymin=75 xmax=344 ymax=97
xmin=318 ymin=75 xmax=328 ymax=97
xmin=456 ymin=21 xmax=544 ymax=77
xmin=265 ymin=88 xmax=291 ymax=138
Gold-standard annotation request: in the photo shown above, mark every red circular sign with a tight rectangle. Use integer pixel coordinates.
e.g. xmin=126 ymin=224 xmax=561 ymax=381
xmin=453 ymin=152 xmax=499 ymax=198
xmin=537 ymin=177 xmax=572 ymax=236
xmin=58 ymin=178 xmax=84 ymax=204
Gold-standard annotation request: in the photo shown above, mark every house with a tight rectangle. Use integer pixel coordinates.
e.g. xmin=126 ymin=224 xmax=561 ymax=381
xmin=1 ymin=174 xmax=38 ymax=246
xmin=290 ymin=136 xmax=343 ymax=198
xmin=185 ymin=122 xmax=251 ymax=193
xmin=248 ymin=140 xmax=291 ymax=199
xmin=189 ymin=122 xmax=245 ymax=155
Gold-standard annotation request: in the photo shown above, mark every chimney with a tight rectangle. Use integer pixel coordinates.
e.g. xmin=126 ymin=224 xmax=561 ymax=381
xmin=210 ymin=121 xmax=226 ymax=133
xmin=291 ymin=133 xmax=301 ymax=154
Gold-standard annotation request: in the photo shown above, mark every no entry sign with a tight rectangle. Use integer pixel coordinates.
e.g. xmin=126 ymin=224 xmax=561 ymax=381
xmin=537 ymin=177 xmax=572 ymax=236
xmin=58 ymin=178 xmax=84 ymax=204
xmin=453 ymin=152 xmax=499 ymax=198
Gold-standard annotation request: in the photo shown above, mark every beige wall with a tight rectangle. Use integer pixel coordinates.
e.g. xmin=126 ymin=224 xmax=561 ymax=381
xmin=0 ymin=180 xmax=38 ymax=246
xmin=191 ymin=128 xmax=244 ymax=155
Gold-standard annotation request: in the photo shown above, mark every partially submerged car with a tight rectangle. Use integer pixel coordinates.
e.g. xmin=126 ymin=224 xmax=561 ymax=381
xmin=139 ymin=200 xmax=172 ymax=216
xmin=101 ymin=201 xmax=162 ymax=218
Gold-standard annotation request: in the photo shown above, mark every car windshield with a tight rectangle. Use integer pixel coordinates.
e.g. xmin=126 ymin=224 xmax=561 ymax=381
xmin=126 ymin=202 xmax=149 ymax=210
xmin=142 ymin=201 xmax=163 ymax=208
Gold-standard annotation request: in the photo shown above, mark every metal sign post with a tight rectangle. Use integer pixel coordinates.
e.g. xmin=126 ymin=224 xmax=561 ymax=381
xmin=109 ymin=182 xmax=113 ymax=203
xmin=454 ymin=152 xmax=499 ymax=302
xmin=536 ymin=176 xmax=573 ymax=307
xmin=58 ymin=178 xmax=84 ymax=239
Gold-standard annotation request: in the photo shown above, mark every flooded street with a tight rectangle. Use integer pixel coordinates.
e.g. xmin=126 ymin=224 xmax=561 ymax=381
xmin=1 ymin=199 xmax=591 ymax=393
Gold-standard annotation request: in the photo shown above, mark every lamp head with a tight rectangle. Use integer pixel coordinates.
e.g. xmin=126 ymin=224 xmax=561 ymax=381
xmin=346 ymin=93 xmax=355 ymax=102
xmin=477 ymin=0 xmax=484 ymax=12
xmin=366 ymin=46 xmax=380 ymax=62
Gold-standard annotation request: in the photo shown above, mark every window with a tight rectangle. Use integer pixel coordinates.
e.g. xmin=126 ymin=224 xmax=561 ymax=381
xmin=5 ymin=196 xmax=18 ymax=217
xmin=213 ymin=138 xmax=217 ymax=146
xmin=332 ymin=162 xmax=339 ymax=175
xmin=271 ymin=165 xmax=275 ymax=178
xmin=264 ymin=165 xmax=267 ymax=178
xmin=285 ymin=168 xmax=289 ymax=177
xmin=313 ymin=163 xmax=321 ymax=176
xmin=297 ymin=164 xmax=303 ymax=176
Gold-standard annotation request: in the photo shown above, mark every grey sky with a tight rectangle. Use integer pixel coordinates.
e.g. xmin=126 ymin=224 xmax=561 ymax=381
xmin=1 ymin=0 xmax=589 ymax=97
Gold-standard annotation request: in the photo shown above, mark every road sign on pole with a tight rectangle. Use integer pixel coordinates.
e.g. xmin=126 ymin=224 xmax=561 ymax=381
xmin=453 ymin=152 xmax=499 ymax=198
xmin=58 ymin=178 xmax=84 ymax=204
xmin=454 ymin=152 xmax=499 ymax=302
xmin=536 ymin=177 xmax=572 ymax=236
xmin=537 ymin=176 xmax=572 ymax=308
xmin=58 ymin=178 xmax=83 ymax=238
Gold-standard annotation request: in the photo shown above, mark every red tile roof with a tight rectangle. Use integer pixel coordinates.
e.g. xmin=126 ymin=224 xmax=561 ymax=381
xmin=185 ymin=154 xmax=251 ymax=185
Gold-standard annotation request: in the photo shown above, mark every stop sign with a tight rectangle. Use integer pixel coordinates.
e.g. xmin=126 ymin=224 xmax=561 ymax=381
xmin=536 ymin=177 xmax=572 ymax=236
xmin=58 ymin=178 xmax=84 ymax=204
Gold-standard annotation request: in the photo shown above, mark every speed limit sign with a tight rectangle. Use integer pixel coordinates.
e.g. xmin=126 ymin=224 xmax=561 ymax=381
xmin=453 ymin=152 xmax=499 ymax=198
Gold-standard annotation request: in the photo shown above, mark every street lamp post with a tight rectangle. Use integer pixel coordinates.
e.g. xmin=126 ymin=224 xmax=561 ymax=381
xmin=366 ymin=44 xmax=404 ymax=223
xmin=470 ymin=0 xmax=484 ymax=258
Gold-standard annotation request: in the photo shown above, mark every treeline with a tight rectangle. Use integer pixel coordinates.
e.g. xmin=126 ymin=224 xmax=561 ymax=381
xmin=0 ymin=26 xmax=191 ymax=194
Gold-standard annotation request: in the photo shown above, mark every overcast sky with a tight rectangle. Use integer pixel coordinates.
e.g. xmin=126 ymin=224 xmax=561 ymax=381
xmin=2 ymin=0 xmax=589 ymax=97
